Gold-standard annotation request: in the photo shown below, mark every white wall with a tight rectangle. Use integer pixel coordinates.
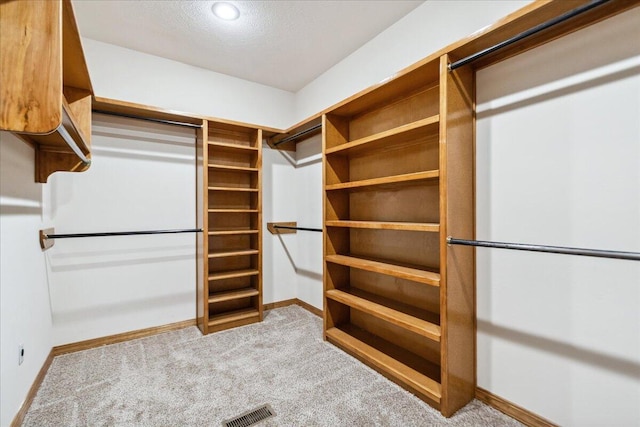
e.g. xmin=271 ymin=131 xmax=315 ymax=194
xmin=294 ymin=135 xmax=323 ymax=309
xmin=476 ymin=8 xmax=640 ymax=426
xmin=83 ymin=39 xmax=296 ymax=130
xmin=262 ymin=144 xmax=298 ymax=305
xmin=44 ymin=114 xmax=197 ymax=345
xmin=293 ymin=0 xmax=531 ymax=123
xmin=0 ymin=133 xmax=54 ymax=427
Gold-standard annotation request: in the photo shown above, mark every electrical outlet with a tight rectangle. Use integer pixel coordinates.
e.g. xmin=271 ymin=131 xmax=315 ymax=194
xmin=18 ymin=344 xmax=24 ymax=365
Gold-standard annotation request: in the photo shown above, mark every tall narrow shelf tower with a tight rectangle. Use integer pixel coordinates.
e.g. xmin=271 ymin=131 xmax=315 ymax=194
xmin=197 ymin=121 xmax=263 ymax=334
xmin=323 ymin=55 xmax=474 ymax=416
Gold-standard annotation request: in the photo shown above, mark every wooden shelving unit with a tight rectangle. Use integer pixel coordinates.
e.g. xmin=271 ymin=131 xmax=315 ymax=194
xmin=197 ymin=122 xmax=263 ymax=334
xmin=323 ymin=54 xmax=474 ymax=417
xmin=0 ymin=0 xmax=94 ymax=183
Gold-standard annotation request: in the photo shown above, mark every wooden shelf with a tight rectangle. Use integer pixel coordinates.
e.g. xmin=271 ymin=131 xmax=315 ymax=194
xmin=208 ymin=308 xmax=260 ymax=327
xmin=325 ymin=254 xmax=440 ymax=286
xmin=208 ymin=209 xmax=259 ymax=213
xmin=208 ymin=249 xmax=259 ymax=258
xmin=208 ymin=186 xmax=259 ymax=192
xmin=325 ymin=116 xmax=439 ymax=156
xmin=208 ymin=163 xmax=258 ymax=173
xmin=326 ymin=220 xmax=439 ymax=232
xmin=209 ymin=287 xmax=259 ymax=304
xmin=208 ymin=269 xmax=259 ymax=281
xmin=208 ymin=230 xmax=259 ymax=236
xmin=209 ymin=141 xmax=258 ymax=152
xmin=325 ymin=170 xmax=439 ymax=192
xmin=326 ymin=326 xmax=441 ymax=403
xmin=326 ymin=288 xmax=440 ymax=341
xmin=1 ymin=0 xmax=94 ymax=183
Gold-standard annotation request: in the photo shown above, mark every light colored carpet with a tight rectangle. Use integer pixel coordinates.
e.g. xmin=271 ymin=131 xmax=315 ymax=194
xmin=23 ymin=306 xmax=522 ymax=426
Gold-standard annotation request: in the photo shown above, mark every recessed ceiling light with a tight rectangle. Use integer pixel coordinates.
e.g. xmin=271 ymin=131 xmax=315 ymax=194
xmin=212 ymin=2 xmax=240 ymax=21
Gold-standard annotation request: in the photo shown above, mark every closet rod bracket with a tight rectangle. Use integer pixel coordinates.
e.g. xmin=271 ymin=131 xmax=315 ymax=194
xmin=267 ymin=222 xmax=298 ymax=234
xmin=39 ymin=228 xmax=55 ymax=250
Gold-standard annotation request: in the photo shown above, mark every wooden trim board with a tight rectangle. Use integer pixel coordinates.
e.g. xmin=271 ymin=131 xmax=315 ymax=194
xmin=54 ymin=299 xmax=320 ymax=356
xmin=264 ymin=298 xmax=323 ymax=317
xmin=10 ymin=350 xmax=54 ymax=427
xmin=52 ymin=319 xmax=197 ymax=356
xmin=476 ymin=387 xmax=558 ymax=427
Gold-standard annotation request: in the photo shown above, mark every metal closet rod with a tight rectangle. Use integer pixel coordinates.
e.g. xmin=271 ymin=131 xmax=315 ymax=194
xmin=274 ymin=225 xmax=323 ymax=233
xmin=447 ymin=237 xmax=640 ymax=261
xmin=93 ymin=109 xmax=203 ymax=129
xmin=274 ymin=123 xmax=323 ymax=146
xmin=448 ymin=0 xmax=610 ymax=71
xmin=43 ymin=228 xmax=203 ymax=240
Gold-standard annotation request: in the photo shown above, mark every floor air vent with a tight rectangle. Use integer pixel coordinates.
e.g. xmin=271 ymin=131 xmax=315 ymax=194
xmin=222 ymin=404 xmax=275 ymax=427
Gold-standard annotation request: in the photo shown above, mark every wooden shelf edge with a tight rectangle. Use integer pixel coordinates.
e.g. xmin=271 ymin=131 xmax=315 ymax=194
xmin=208 ymin=269 xmax=260 ymax=281
xmin=208 ymin=308 xmax=260 ymax=326
xmin=208 ymin=141 xmax=259 ymax=152
xmin=325 ymin=170 xmax=439 ymax=191
xmin=208 ymin=209 xmax=259 ymax=213
xmin=208 ymin=249 xmax=259 ymax=258
xmin=208 ymin=163 xmax=258 ymax=172
xmin=326 ymin=289 xmax=441 ymax=341
xmin=208 ymin=187 xmax=259 ymax=192
xmin=325 ymin=220 xmax=440 ymax=232
xmin=209 ymin=287 xmax=259 ymax=304
xmin=326 ymin=327 xmax=441 ymax=402
xmin=208 ymin=230 xmax=259 ymax=236
xmin=325 ymin=254 xmax=440 ymax=286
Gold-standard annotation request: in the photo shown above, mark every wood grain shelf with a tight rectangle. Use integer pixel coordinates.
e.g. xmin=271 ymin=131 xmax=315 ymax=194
xmin=325 ymin=254 xmax=440 ymax=286
xmin=208 ymin=230 xmax=259 ymax=236
xmin=208 ymin=164 xmax=258 ymax=173
xmin=326 ymin=326 xmax=441 ymax=403
xmin=1 ymin=0 xmax=94 ymax=183
xmin=325 ymin=170 xmax=439 ymax=191
xmin=325 ymin=115 xmax=439 ymax=156
xmin=208 ymin=141 xmax=258 ymax=152
xmin=208 ymin=209 xmax=259 ymax=213
xmin=208 ymin=308 xmax=260 ymax=327
xmin=208 ymin=269 xmax=259 ymax=281
xmin=208 ymin=186 xmax=259 ymax=192
xmin=326 ymin=220 xmax=439 ymax=232
xmin=208 ymin=249 xmax=259 ymax=258
xmin=208 ymin=287 xmax=259 ymax=304
xmin=326 ymin=288 xmax=441 ymax=341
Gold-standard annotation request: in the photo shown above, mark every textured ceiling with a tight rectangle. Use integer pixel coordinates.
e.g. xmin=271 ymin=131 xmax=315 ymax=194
xmin=72 ymin=0 xmax=424 ymax=92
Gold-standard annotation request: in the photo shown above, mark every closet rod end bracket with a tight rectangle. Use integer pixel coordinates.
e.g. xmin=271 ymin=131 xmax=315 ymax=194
xmin=267 ymin=222 xmax=297 ymax=235
xmin=40 ymin=228 xmax=55 ymax=251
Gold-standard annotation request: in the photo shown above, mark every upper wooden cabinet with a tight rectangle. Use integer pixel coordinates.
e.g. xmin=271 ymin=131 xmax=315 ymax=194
xmin=0 ymin=0 xmax=93 ymax=183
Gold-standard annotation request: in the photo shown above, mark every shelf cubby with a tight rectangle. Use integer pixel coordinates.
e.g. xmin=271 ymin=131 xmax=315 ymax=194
xmin=325 ymin=254 xmax=440 ymax=287
xmin=208 ymin=287 xmax=260 ymax=304
xmin=326 ymin=288 xmax=440 ymax=341
xmin=208 ymin=307 xmax=261 ymax=330
xmin=325 ymin=170 xmax=439 ymax=192
xmin=325 ymin=325 xmax=441 ymax=403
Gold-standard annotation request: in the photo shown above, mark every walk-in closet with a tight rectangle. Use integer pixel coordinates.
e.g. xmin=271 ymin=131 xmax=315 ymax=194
xmin=2 ymin=1 xmax=639 ymax=426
